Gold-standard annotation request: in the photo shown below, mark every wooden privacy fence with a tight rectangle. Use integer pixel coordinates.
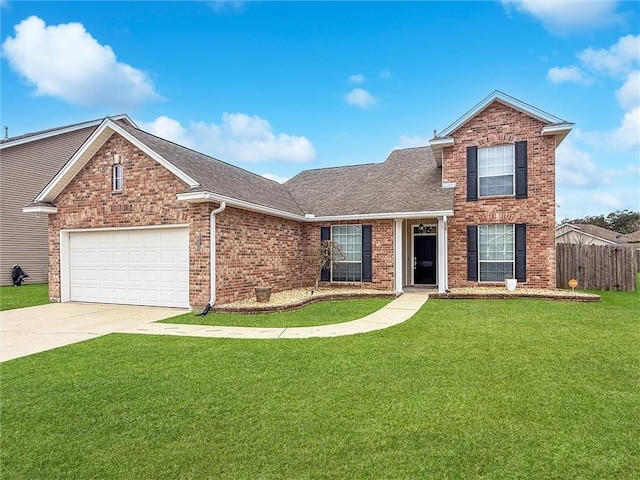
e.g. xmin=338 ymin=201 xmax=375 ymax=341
xmin=556 ymin=243 xmax=638 ymax=291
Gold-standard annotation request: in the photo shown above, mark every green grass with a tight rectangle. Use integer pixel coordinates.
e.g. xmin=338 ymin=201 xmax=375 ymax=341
xmin=0 ymin=283 xmax=49 ymax=311
xmin=1 ymin=288 xmax=638 ymax=479
xmin=162 ymin=298 xmax=394 ymax=328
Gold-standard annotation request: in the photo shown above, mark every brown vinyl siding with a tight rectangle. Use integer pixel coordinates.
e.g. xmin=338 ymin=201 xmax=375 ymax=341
xmin=0 ymin=127 xmax=95 ymax=285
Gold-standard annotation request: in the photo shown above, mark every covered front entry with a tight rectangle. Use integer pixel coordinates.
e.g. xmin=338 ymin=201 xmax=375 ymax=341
xmin=413 ymin=235 xmax=436 ymax=284
xmin=393 ymin=216 xmax=449 ymax=293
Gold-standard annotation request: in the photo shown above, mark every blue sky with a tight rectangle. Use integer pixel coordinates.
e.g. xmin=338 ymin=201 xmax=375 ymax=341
xmin=1 ymin=1 xmax=638 ymax=220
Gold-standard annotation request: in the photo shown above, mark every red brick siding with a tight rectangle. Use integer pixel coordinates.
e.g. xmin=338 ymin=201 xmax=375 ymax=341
xmin=215 ymin=207 xmax=308 ymax=305
xmin=442 ymin=101 xmax=556 ymax=289
xmin=48 ymin=133 xmax=211 ymax=308
xmin=48 ymin=134 xmax=397 ymax=308
xmin=303 ymin=220 xmax=395 ymax=291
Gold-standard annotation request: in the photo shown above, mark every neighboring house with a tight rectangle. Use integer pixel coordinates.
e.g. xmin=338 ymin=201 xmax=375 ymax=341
xmin=24 ymin=91 xmax=572 ymax=309
xmin=0 ymin=115 xmax=135 ymax=285
xmin=556 ymin=223 xmax=639 ymax=246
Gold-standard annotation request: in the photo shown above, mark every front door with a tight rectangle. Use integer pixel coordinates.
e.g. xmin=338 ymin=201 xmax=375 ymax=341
xmin=414 ymin=236 xmax=436 ymax=284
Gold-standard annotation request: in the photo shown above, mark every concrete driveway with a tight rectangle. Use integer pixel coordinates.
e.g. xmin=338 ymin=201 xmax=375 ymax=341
xmin=0 ymin=303 xmax=188 ymax=362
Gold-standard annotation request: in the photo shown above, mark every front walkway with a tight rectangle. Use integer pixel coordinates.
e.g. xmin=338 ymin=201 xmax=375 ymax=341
xmin=117 ymin=291 xmax=429 ymax=339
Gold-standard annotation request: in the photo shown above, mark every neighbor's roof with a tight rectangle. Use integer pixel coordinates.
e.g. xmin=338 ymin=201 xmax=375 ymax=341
xmin=0 ymin=114 xmax=136 ymax=149
xmin=285 ymin=147 xmax=454 ymax=217
xmin=556 ymin=223 xmax=633 ymax=245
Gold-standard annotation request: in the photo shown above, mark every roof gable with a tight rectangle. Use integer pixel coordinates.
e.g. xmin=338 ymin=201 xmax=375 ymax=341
xmin=34 ymin=119 xmax=198 ymax=204
xmin=430 ymin=91 xmax=574 ymax=151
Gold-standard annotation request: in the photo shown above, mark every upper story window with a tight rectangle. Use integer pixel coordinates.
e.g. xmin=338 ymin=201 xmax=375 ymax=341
xmin=478 ymin=145 xmax=514 ymax=197
xmin=113 ymin=164 xmax=124 ymax=191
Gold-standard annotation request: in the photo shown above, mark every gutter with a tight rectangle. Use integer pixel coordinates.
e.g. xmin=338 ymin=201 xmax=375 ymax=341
xmin=208 ymin=201 xmax=226 ymax=307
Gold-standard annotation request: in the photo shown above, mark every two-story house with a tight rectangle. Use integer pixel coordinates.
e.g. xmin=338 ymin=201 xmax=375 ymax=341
xmin=24 ymin=91 xmax=572 ymax=309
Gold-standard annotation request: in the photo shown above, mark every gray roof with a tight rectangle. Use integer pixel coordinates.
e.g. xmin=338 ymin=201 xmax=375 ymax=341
xmin=123 ymin=124 xmax=454 ymax=217
xmin=119 ymin=124 xmax=305 ymax=216
xmin=566 ymin=223 xmax=635 ymax=245
xmin=285 ymin=146 xmax=454 ymax=216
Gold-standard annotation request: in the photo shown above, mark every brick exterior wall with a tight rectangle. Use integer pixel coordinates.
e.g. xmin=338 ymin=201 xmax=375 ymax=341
xmin=303 ymin=220 xmax=395 ymax=291
xmin=48 ymin=133 xmax=396 ymax=308
xmin=442 ymin=101 xmax=557 ymax=289
xmin=48 ymin=134 xmax=213 ymax=308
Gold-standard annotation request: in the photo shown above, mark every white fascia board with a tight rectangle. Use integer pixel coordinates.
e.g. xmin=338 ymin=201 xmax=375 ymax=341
xmin=307 ymin=210 xmax=455 ymax=222
xmin=110 ymin=122 xmax=199 ymax=188
xmin=35 ymin=119 xmax=198 ymax=203
xmin=178 ymin=191 xmax=455 ymax=223
xmin=541 ymin=123 xmax=574 ymax=146
xmin=429 ymin=137 xmax=455 ymax=148
xmin=436 ymin=91 xmax=569 ymax=139
xmin=177 ymin=191 xmax=305 ymax=221
xmin=23 ymin=205 xmax=58 ymax=214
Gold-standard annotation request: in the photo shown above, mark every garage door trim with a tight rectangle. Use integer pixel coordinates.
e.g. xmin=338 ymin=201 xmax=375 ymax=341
xmin=60 ymin=224 xmax=189 ymax=306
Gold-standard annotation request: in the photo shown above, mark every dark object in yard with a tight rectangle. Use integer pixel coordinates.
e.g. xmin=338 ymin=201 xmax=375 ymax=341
xmin=197 ymin=304 xmax=211 ymax=316
xmin=11 ymin=265 xmax=29 ymax=286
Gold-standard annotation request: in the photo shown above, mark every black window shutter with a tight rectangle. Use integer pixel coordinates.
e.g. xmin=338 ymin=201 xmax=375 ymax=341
xmin=515 ymin=140 xmax=528 ymax=199
xmin=362 ymin=225 xmax=372 ymax=282
xmin=320 ymin=226 xmax=330 ymax=282
xmin=467 ymin=146 xmax=478 ymax=201
xmin=467 ymin=225 xmax=478 ymax=281
xmin=515 ymin=224 xmax=526 ymax=282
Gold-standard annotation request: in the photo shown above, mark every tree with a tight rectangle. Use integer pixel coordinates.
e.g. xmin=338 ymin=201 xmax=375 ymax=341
xmin=313 ymin=240 xmax=345 ymax=290
xmin=560 ymin=210 xmax=640 ymax=234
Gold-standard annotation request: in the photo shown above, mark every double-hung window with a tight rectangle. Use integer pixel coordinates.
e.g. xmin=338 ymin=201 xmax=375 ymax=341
xmin=478 ymin=145 xmax=514 ymax=197
xmin=331 ymin=225 xmax=362 ymax=282
xmin=478 ymin=224 xmax=514 ymax=281
xmin=113 ymin=164 xmax=124 ymax=191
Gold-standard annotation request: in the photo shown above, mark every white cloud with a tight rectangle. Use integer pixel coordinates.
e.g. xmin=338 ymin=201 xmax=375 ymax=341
xmin=615 ymin=70 xmax=640 ymax=110
xmin=348 ymin=74 xmax=366 ymax=84
xmin=396 ymin=135 xmax=430 ymax=149
xmin=139 ymin=113 xmax=317 ymax=164
xmin=345 ymin=88 xmax=377 ymax=109
xmin=556 ymin=138 xmax=602 ymax=188
xmin=209 ymin=1 xmax=246 ymax=14
xmin=578 ymin=34 xmax=640 ymax=77
xmin=1 ymin=16 xmax=161 ymax=109
xmin=260 ymin=173 xmax=290 ymax=184
xmin=547 ymin=65 xmax=590 ymax=84
xmin=500 ymin=0 xmax=622 ymax=34
xmin=608 ymin=106 xmax=640 ymax=150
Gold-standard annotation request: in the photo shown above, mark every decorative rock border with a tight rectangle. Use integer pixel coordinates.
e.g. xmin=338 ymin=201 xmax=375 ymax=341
xmin=213 ymin=291 xmax=400 ymax=314
xmin=430 ymin=288 xmax=600 ymax=302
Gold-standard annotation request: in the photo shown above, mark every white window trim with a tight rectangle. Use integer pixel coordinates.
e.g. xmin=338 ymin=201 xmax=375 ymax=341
xmin=478 ymin=144 xmax=515 ymax=198
xmin=330 ymin=224 xmax=363 ymax=283
xmin=478 ymin=224 xmax=515 ymax=282
xmin=113 ymin=164 xmax=124 ymax=192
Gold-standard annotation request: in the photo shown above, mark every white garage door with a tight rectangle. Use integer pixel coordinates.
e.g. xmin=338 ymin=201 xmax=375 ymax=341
xmin=69 ymin=227 xmax=189 ymax=308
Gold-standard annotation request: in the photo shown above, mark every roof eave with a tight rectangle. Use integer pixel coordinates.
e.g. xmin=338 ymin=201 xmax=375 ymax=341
xmin=178 ymin=191 xmax=454 ymax=222
xmin=23 ymin=205 xmax=58 ymax=215
xmin=428 ymin=138 xmax=455 ymax=166
xmin=541 ymin=123 xmax=574 ymax=146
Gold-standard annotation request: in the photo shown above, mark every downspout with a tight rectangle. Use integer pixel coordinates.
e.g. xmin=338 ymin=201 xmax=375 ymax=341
xmin=208 ymin=201 xmax=226 ymax=306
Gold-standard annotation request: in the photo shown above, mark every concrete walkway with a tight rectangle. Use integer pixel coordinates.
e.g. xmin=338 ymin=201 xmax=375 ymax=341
xmin=118 ymin=291 xmax=429 ymax=339
xmin=1 ymin=292 xmax=428 ymax=361
xmin=0 ymin=303 xmax=188 ymax=362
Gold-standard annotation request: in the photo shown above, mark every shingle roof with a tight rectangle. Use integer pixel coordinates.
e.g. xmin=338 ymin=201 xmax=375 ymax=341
xmin=566 ymin=223 xmax=631 ymax=244
xmin=285 ymin=146 xmax=454 ymax=216
xmin=119 ymin=124 xmax=305 ymax=216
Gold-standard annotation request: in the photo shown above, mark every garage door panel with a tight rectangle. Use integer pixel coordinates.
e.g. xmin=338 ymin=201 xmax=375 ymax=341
xmin=69 ymin=227 xmax=189 ymax=308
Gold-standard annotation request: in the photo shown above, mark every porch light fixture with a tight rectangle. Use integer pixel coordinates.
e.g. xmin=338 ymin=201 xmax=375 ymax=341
xmin=418 ymin=222 xmax=425 ymax=233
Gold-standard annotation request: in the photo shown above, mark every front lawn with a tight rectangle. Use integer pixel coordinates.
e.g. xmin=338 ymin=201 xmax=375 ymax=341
xmin=162 ymin=298 xmax=394 ymax=328
xmin=1 ymin=288 xmax=638 ymax=479
xmin=0 ymin=283 xmax=49 ymax=311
